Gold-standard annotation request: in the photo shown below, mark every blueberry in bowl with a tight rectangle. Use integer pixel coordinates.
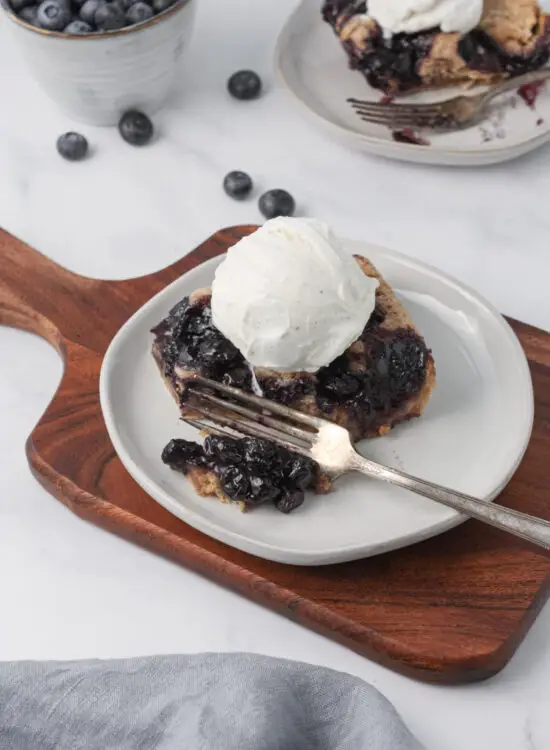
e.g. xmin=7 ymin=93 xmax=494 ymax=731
xmin=1 ymin=0 xmax=197 ymax=125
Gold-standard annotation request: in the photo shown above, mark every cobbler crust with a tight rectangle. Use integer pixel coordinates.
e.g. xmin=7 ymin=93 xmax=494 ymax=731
xmin=324 ymin=0 xmax=550 ymax=94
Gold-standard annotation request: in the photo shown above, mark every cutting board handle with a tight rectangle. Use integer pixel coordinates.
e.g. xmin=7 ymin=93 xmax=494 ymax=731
xmin=0 ymin=229 xmax=100 ymax=352
xmin=0 ymin=225 xmax=257 ymax=356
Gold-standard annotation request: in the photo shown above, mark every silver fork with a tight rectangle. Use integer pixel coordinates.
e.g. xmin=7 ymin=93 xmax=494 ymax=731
xmin=348 ymin=69 xmax=550 ymax=131
xmin=182 ymin=374 xmax=550 ymax=551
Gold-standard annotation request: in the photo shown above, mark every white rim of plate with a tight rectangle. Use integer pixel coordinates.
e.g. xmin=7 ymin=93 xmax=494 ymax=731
xmin=100 ymin=240 xmax=534 ymax=564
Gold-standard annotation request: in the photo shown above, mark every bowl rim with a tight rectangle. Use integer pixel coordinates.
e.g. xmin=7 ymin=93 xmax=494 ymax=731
xmin=1 ymin=0 xmax=192 ymax=40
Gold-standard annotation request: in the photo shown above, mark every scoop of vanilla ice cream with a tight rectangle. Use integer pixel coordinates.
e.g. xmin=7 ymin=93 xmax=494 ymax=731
xmin=211 ymin=218 xmax=379 ymax=373
xmin=368 ymin=0 xmax=483 ymax=36
xmin=367 ymin=0 xmax=482 ymax=35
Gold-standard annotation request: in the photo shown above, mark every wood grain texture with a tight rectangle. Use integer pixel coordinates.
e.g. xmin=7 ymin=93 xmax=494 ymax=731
xmin=1 ymin=226 xmax=549 ymax=684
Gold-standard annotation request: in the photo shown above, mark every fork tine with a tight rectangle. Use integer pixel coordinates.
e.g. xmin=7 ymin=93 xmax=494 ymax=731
xmin=348 ymin=97 xmax=443 ymax=115
xmin=186 ymin=414 xmax=313 ymax=460
xmin=184 ymin=397 xmax=313 ymax=458
xmin=184 ymin=416 xmax=247 ymax=441
xmin=358 ymin=113 xmax=436 ymax=128
xmin=186 ymin=374 xmax=326 ymax=428
xmin=194 ymin=390 xmax=315 ymax=446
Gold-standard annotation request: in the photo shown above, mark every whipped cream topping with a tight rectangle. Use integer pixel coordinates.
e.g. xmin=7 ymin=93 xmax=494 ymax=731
xmin=367 ymin=0 xmax=482 ymax=36
xmin=211 ymin=218 xmax=379 ymax=373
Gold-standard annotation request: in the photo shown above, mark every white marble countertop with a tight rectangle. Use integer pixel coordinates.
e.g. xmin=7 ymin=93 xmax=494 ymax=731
xmin=1 ymin=0 xmax=550 ymax=748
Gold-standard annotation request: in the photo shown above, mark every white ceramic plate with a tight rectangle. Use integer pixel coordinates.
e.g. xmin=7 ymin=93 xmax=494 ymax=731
xmin=275 ymin=0 xmax=550 ymax=166
xmin=100 ymin=239 xmax=533 ymax=565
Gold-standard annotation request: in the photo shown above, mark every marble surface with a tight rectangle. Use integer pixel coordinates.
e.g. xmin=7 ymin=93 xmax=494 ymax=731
xmin=1 ymin=1 xmax=550 ymax=748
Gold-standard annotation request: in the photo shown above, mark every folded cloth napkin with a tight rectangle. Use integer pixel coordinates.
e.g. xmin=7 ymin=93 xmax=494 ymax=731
xmin=0 ymin=653 xmax=424 ymax=749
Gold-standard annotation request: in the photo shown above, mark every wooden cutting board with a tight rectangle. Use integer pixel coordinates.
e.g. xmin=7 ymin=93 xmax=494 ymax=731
xmin=2 ymin=226 xmax=550 ymax=684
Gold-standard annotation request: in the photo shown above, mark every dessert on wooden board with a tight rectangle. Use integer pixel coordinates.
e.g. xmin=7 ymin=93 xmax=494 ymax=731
xmin=152 ymin=218 xmax=435 ymax=512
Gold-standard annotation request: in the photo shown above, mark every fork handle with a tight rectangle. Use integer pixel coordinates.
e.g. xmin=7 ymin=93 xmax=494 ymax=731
xmin=482 ymin=69 xmax=550 ymax=105
xmin=350 ymin=454 xmax=550 ymax=551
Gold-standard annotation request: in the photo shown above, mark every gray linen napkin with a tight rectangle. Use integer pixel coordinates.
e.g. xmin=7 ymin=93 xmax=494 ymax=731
xmin=0 ymin=653 xmax=423 ymax=749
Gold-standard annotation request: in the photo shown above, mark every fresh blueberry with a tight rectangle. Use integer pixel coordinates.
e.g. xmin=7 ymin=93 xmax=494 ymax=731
xmin=64 ymin=19 xmax=92 ymax=32
xmin=71 ymin=0 xmax=89 ymax=7
xmin=152 ymin=0 xmax=172 ymax=11
xmin=125 ymin=0 xmax=152 ymax=23
xmin=258 ymin=189 xmax=295 ymax=219
xmin=56 ymin=132 xmax=89 ymax=161
xmin=227 ymin=70 xmax=262 ymax=101
xmin=223 ymin=171 xmax=253 ymax=201
xmin=118 ymin=110 xmax=154 ymax=146
xmin=275 ymin=489 xmax=305 ymax=514
xmin=10 ymin=0 xmax=35 ymax=13
xmin=80 ymin=0 xmax=101 ymax=23
xmin=36 ymin=0 xmax=71 ymax=30
xmin=18 ymin=4 xmax=38 ymax=22
xmin=94 ymin=1 xmax=125 ymax=29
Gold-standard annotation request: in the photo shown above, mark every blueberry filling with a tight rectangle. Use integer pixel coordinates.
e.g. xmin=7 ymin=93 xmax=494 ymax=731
xmin=162 ymin=436 xmax=317 ymax=513
xmin=316 ymin=327 xmax=429 ymax=432
xmin=152 ymin=296 xmax=428 ymax=434
xmin=151 ymin=295 xmax=252 ymax=391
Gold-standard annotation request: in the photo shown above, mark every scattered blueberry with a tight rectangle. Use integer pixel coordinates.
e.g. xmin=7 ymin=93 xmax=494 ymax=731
xmin=36 ymin=0 xmax=71 ymax=30
xmin=125 ymin=0 xmax=152 ymax=23
xmin=152 ymin=0 xmax=172 ymax=11
xmin=18 ymin=4 xmax=38 ymax=22
xmin=64 ymin=19 xmax=92 ymax=32
xmin=94 ymin=1 xmax=125 ymax=29
xmin=79 ymin=0 xmax=102 ymax=23
xmin=71 ymin=0 xmax=89 ymax=8
xmin=227 ymin=70 xmax=262 ymax=101
xmin=56 ymin=132 xmax=89 ymax=161
xmin=258 ymin=189 xmax=295 ymax=219
xmin=10 ymin=0 xmax=35 ymax=13
xmin=223 ymin=171 xmax=253 ymax=200
xmin=118 ymin=110 xmax=154 ymax=145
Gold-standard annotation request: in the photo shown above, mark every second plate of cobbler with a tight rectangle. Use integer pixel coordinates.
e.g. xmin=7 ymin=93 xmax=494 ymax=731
xmin=276 ymin=0 xmax=550 ymax=165
xmin=100 ymin=220 xmax=533 ymax=564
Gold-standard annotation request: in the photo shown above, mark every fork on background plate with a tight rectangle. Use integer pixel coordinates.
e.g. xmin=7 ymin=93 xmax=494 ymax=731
xmin=181 ymin=374 xmax=550 ymax=552
xmin=348 ymin=69 xmax=550 ymax=132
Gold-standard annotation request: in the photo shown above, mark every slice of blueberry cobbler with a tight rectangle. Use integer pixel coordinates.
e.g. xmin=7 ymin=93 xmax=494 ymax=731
xmin=322 ymin=0 xmax=550 ymax=95
xmin=151 ymin=254 xmax=435 ymax=513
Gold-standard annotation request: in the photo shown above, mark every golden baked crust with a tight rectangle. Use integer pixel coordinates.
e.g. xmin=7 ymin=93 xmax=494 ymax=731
xmin=323 ymin=0 xmax=550 ymax=94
